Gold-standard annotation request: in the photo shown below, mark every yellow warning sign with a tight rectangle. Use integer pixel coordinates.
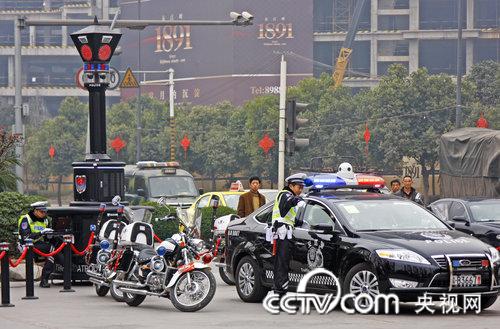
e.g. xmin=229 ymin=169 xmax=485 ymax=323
xmin=120 ymin=68 xmax=139 ymax=88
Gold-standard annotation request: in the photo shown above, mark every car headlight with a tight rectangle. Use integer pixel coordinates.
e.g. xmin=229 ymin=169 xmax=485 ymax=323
xmin=376 ymin=249 xmax=430 ymax=265
xmin=488 ymin=247 xmax=500 ymax=263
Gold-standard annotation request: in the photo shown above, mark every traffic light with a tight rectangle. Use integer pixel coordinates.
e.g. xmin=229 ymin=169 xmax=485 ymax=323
xmin=285 ymin=100 xmax=310 ymax=156
xmin=70 ymin=22 xmax=121 ymax=87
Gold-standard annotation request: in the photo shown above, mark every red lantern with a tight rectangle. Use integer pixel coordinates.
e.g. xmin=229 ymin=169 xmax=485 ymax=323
xmin=110 ymin=136 xmax=126 ymax=153
xmin=49 ymin=145 xmax=55 ymax=159
xmin=258 ymin=134 xmax=275 ymax=155
xmin=180 ymin=135 xmax=191 ymax=159
xmin=476 ymin=112 xmax=489 ymax=128
xmin=363 ymin=123 xmax=371 ymax=156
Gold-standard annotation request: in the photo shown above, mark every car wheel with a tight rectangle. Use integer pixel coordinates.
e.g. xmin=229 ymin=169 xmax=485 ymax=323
xmin=343 ymin=262 xmax=381 ymax=308
xmin=235 ymin=256 xmax=267 ymax=303
xmin=219 ymin=266 xmax=235 ymax=285
xmin=481 ymin=295 xmax=498 ymax=310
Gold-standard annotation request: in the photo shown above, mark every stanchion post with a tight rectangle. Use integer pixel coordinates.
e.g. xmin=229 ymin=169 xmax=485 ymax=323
xmin=22 ymin=239 xmax=38 ymax=300
xmin=59 ymin=235 xmax=75 ymax=293
xmin=0 ymin=242 xmax=14 ymax=307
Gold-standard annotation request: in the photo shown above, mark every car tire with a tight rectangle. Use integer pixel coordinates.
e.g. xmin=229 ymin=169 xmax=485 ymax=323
xmin=219 ymin=266 xmax=235 ymax=285
xmin=481 ymin=295 xmax=498 ymax=310
xmin=342 ymin=262 xmax=383 ymax=309
xmin=235 ymin=256 xmax=268 ymax=303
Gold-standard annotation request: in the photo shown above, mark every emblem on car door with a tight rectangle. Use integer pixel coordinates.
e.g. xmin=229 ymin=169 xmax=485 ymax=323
xmin=307 ymin=241 xmax=324 ymax=269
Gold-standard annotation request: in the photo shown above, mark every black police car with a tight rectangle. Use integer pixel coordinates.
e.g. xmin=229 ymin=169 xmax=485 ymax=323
xmin=429 ymin=198 xmax=500 ymax=249
xmin=225 ymin=178 xmax=500 ymax=309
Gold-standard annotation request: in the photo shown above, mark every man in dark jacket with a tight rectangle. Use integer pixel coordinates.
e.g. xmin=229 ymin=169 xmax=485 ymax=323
xmin=237 ymin=176 xmax=266 ymax=217
xmin=395 ymin=175 xmax=424 ymax=205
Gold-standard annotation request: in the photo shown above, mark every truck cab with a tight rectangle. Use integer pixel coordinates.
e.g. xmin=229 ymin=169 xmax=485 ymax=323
xmin=124 ymin=161 xmax=199 ymax=208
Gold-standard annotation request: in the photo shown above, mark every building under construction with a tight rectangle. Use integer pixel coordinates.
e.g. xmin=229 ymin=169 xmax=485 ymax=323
xmin=314 ymin=0 xmax=499 ymax=89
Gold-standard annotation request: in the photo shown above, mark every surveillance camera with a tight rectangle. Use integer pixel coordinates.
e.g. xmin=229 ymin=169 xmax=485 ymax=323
xmin=230 ymin=12 xmax=242 ymax=21
xmin=241 ymin=11 xmax=253 ymax=21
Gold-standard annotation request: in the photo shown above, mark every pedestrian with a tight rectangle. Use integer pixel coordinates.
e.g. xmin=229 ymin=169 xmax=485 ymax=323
xmin=237 ymin=176 xmax=266 ymax=218
xmin=18 ymin=202 xmax=63 ymax=288
xmin=390 ymin=179 xmax=401 ymax=194
xmin=269 ymin=173 xmax=306 ymax=296
xmin=395 ymin=175 xmax=424 ymax=205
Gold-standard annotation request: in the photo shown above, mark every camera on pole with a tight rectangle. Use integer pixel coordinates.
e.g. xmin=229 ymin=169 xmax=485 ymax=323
xmin=285 ymin=99 xmax=310 ymax=156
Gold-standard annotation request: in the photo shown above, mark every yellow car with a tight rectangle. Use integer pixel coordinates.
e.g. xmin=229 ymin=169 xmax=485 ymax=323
xmin=186 ymin=191 xmax=244 ymax=225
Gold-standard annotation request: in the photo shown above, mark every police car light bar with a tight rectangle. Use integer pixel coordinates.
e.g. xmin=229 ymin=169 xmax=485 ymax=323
xmin=355 ymin=174 xmax=386 ymax=188
xmin=305 ymin=173 xmax=385 ymax=191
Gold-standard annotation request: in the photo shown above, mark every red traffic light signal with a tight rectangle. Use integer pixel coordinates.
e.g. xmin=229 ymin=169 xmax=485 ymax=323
xmin=70 ymin=24 xmax=121 ymax=64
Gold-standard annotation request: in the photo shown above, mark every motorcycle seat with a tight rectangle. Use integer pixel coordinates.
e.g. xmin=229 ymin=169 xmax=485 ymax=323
xmin=137 ymin=248 xmax=156 ymax=264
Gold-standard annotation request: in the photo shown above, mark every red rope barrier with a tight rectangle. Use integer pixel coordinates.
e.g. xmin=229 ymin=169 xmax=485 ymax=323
xmin=8 ymin=247 xmax=28 ymax=268
xmin=0 ymin=251 xmax=5 ymax=261
xmin=70 ymin=232 xmax=95 ymax=256
xmin=154 ymin=233 xmax=163 ymax=243
xmin=33 ymin=242 xmax=66 ymax=257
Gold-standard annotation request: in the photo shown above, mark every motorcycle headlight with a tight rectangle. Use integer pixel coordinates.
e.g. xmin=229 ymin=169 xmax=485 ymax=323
xmin=488 ymin=247 xmax=500 ymax=263
xmin=150 ymin=256 xmax=165 ymax=273
xmin=97 ymin=250 xmax=110 ymax=265
xmin=376 ymin=249 xmax=430 ymax=265
xmin=190 ymin=238 xmax=205 ymax=251
xmin=496 ymin=234 xmax=500 ymax=240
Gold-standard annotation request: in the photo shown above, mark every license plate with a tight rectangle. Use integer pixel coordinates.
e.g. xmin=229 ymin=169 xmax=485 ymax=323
xmin=452 ymin=274 xmax=481 ymax=287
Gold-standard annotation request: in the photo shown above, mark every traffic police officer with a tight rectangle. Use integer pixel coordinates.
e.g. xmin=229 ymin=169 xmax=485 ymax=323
xmin=270 ymin=173 xmax=306 ymax=295
xmin=18 ymin=202 xmax=61 ymax=288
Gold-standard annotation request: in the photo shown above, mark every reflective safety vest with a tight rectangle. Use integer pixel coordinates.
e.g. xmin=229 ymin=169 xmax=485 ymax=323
xmin=272 ymin=190 xmax=297 ymax=227
xmin=18 ymin=214 xmax=48 ymax=241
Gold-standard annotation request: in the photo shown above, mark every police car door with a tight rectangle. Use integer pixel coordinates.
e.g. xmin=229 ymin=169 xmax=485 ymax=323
xmin=290 ymin=199 xmax=341 ymax=291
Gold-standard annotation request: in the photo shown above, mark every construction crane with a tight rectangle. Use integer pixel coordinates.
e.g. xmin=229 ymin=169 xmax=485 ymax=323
xmin=332 ymin=0 xmax=367 ymax=89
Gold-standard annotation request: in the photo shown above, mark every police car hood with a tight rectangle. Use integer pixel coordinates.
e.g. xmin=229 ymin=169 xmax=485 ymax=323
xmin=358 ymin=229 xmax=492 ymax=255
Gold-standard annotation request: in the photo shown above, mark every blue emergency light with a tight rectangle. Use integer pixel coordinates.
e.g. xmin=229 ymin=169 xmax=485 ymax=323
xmin=305 ymin=174 xmax=348 ymax=190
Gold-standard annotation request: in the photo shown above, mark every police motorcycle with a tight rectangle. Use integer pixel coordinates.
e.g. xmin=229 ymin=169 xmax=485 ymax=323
xmin=86 ymin=196 xmax=152 ymax=302
xmin=112 ymin=199 xmax=217 ymax=312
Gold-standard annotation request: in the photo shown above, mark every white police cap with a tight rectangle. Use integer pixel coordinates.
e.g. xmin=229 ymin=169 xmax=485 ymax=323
xmin=31 ymin=201 xmax=48 ymax=211
xmin=285 ymin=173 xmax=307 ymax=185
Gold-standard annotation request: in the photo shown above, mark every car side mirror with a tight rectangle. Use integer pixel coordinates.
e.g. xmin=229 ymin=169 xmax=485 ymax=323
xmin=137 ymin=189 xmax=146 ymax=197
xmin=198 ymin=188 xmax=205 ymax=195
xmin=452 ymin=216 xmax=469 ymax=226
xmin=446 ymin=221 xmax=456 ymax=228
xmin=311 ymin=224 xmax=334 ymax=234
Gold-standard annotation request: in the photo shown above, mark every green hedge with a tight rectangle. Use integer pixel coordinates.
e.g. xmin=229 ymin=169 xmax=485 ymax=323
xmin=0 ymin=192 xmax=46 ymax=250
xmin=141 ymin=201 xmax=236 ymax=241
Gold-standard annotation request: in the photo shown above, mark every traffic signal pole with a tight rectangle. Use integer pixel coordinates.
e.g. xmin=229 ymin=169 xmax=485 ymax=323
xmin=278 ymin=55 xmax=287 ymax=190
xmin=12 ymin=14 xmax=253 ymax=192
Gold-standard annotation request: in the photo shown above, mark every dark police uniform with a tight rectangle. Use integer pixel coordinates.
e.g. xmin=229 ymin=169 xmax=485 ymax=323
xmin=270 ymin=174 xmax=305 ymax=294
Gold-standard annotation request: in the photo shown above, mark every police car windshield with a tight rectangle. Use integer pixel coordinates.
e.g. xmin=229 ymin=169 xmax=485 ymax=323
xmin=469 ymin=201 xmax=500 ymax=222
xmin=336 ymin=200 xmax=448 ymax=231
xmin=149 ymin=176 xmax=198 ymax=198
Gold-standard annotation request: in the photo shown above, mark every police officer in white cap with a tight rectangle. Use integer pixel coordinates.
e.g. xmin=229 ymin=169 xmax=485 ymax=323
xmin=18 ymin=201 xmax=61 ymax=288
xmin=269 ymin=173 xmax=306 ymax=295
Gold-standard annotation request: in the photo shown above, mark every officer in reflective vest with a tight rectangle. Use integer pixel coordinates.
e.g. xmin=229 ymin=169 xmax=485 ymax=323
xmin=270 ymin=173 xmax=306 ymax=295
xmin=18 ymin=201 xmax=61 ymax=288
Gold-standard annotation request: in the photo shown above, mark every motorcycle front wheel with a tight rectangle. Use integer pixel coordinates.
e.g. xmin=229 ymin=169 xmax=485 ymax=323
xmin=94 ymin=284 xmax=109 ymax=297
xmin=170 ymin=268 xmax=216 ymax=312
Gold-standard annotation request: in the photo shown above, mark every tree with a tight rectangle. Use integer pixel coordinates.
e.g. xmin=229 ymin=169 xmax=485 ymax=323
xmin=0 ymin=129 xmax=22 ymax=191
xmin=25 ymin=97 xmax=87 ymax=204
xmin=367 ymin=65 xmax=456 ymax=201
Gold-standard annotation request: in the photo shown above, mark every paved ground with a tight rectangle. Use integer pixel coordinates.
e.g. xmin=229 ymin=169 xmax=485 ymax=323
xmin=1 ymin=276 xmax=499 ymax=329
